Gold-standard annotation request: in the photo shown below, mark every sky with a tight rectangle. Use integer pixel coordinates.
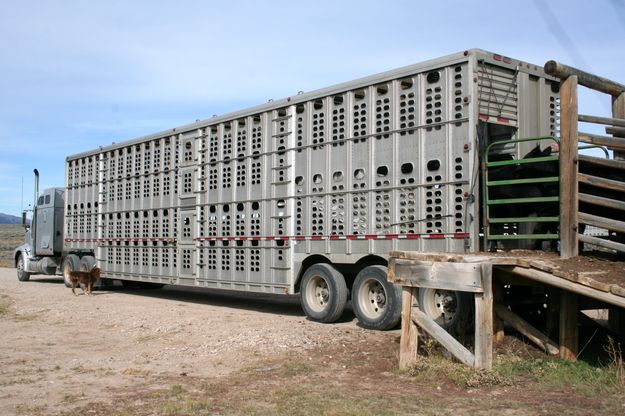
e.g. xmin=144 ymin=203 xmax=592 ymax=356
xmin=0 ymin=0 xmax=624 ymax=217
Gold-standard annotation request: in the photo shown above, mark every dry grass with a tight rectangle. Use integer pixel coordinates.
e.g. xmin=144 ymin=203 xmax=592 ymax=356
xmin=0 ymin=224 xmax=24 ymax=268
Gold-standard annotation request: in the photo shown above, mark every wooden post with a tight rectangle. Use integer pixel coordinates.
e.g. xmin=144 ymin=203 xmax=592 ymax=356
xmin=493 ymin=282 xmax=505 ymax=344
xmin=474 ymin=263 xmax=493 ymax=369
xmin=559 ymin=291 xmax=579 ymax=361
xmin=399 ymin=287 xmax=419 ymax=370
xmin=559 ymin=75 xmax=579 ymax=258
xmin=612 ymin=92 xmax=625 ymax=160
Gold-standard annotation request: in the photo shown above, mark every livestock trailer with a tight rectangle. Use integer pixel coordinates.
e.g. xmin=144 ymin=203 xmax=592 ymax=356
xmin=15 ymin=48 xmax=560 ymax=330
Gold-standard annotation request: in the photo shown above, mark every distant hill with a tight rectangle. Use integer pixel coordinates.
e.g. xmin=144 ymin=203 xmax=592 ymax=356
xmin=0 ymin=213 xmax=24 ymax=224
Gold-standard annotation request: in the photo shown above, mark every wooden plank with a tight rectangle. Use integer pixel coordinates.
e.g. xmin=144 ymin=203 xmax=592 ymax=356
xmin=559 ymin=291 xmax=579 ymax=361
xmin=578 ymin=154 xmax=625 ymax=170
xmin=399 ymin=287 xmax=419 ymax=370
xmin=610 ymin=284 xmax=625 ymax=298
xmin=474 ymin=263 xmax=493 ymax=369
xmin=389 ymin=259 xmax=484 ymax=293
xmin=412 ymin=308 xmax=475 ymax=367
xmin=579 ymin=212 xmax=625 ymax=234
xmin=497 ymin=265 xmax=625 ymax=309
xmin=575 ymin=274 xmax=612 ymax=292
xmin=495 ymin=304 xmax=559 ymax=355
xmin=613 ymin=92 xmax=625 ymax=160
xmin=606 ymin=126 xmax=625 ymax=137
xmin=578 ymin=114 xmax=625 ymax=128
xmin=529 ymin=260 xmax=556 ymax=273
xmin=578 ymin=173 xmax=625 ymax=193
xmin=559 ymin=75 xmax=579 ymax=259
xmin=544 ymin=60 xmax=625 ymax=96
xmin=579 ymin=132 xmax=625 ymax=150
xmin=578 ymin=233 xmax=625 ymax=254
xmin=579 ymin=192 xmax=625 ymax=212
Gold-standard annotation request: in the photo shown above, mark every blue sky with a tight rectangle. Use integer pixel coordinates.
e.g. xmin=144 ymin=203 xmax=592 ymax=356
xmin=1 ymin=0 xmax=624 ymax=217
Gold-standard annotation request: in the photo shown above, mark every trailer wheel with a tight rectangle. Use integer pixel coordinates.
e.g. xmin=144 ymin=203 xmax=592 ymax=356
xmin=418 ymin=288 xmax=473 ymax=335
xmin=63 ymin=254 xmax=80 ymax=288
xmin=300 ymin=263 xmax=348 ymax=323
xmin=79 ymin=255 xmax=96 ymax=271
xmin=352 ymin=265 xmax=402 ymax=330
xmin=16 ymin=253 xmax=30 ymax=282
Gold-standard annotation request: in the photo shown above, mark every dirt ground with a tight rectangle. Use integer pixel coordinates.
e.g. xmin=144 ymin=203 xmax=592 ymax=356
xmin=1 ymin=267 xmax=624 ymax=416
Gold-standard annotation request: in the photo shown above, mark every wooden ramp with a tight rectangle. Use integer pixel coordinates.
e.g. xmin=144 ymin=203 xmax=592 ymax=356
xmin=389 ymin=251 xmax=625 ymax=370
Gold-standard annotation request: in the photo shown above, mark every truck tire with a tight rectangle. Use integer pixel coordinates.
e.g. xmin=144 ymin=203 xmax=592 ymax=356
xmin=300 ymin=263 xmax=348 ymax=323
xmin=63 ymin=254 xmax=80 ymax=288
xmin=79 ymin=255 xmax=96 ymax=271
xmin=16 ymin=253 xmax=31 ymax=282
xmin=418 ymin=288 xmax=473 ymax=335
xmin=352 ymin=265 xmax=402 ymax=330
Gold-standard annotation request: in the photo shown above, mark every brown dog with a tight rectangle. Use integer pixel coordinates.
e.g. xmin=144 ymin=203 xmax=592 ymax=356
xmin=69 ymin=267 xmax=101 ymax=296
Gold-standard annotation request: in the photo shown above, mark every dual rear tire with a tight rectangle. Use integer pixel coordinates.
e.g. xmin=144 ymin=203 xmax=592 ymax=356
xmin=300 ymin=263 xmax=470 ymax=332
xmin=300 ymin=264 xmax=402 ymax=330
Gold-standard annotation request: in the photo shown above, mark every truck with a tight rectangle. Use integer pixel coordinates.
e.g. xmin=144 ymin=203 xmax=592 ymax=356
xmin=14 ymin=48 xmax=560 ymax=330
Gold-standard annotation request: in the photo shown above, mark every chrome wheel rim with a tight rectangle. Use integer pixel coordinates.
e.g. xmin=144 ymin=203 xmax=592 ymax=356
xmin=357 ymin=278 xmax=386 ymax=319
xmin=306 ymin=275 xmax=330 ymax=313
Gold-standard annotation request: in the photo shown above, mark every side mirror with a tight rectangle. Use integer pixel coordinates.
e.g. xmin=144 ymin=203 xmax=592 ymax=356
xmin=22 ymin=211 xmax=30 ymax=229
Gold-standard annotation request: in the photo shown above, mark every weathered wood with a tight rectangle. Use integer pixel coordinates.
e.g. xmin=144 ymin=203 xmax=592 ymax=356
xmin=575 ymin=273 xmax=612 ymax=292
xmin=544 ymin=60 xmax=625 ymax=96
xmin=559 ymin=75 xmax=579 ymax=259
xmin=578 ymin=212 xmax=625 ymax=234
xmin=474 ymin=263 xmax=493 ymax=369
xmin=606 ymin=126 xmax=625 ymax=137
xmin=497 ymin=265 xmax=625 ymax=309
xmin=579 ymin=132 xmax=625 ymax=150
xmin=578 ymin=154 xmax=625 ymax=170
xmin=578 ymin=114 xmax=625 ymax=128
xmin=579 ymin=173 xmax=625 ymax=193
xmin=578 ymin=233 xmax=625 ymax=254
xmin=389 ymin=258 xmax=484 ymax=293
xmin=493 ymin=283 xmax=505 ymax=344
xmin=614 ymin=92 xmax=625 ymax=160
xmin=611 ymin=284 xmax=625 ymax=298
xmin=559 ymin=291 xmax=579 ymax=361
xmin=412 ymin=308 xmax=475 ymax=367
xmin=579 ymin=192 xmax=625 ymax=212
xmin=495 ymin=304 xmax=559 ymax=355
xmin=399 ymin=287 xmax=419 ymax=370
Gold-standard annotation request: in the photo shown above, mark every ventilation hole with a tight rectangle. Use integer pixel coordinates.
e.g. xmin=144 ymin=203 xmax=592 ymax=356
xmin=376 ymin=166 xmax=389 ymax=177
xmin=313 ymin=174 xmax=322 ymax=184
xmin=427 ymin=71 xmax=440 ymax=84
xmin=333 ymin=171 xmax=344 ymax=182
xmin=237 ymin=203 xmax=244 ymax=211
xmin=354 ymin=169 xmax=365 ymax=180
xmin=427 ymin=160 xmax=441 ymax=171
xmin=252 ymin=201 xmax=260 ymax=210
xmin=295 ymin=176 xmax=304 ymax=186
xmin=401 ymin=163 xmax=413 ymax=174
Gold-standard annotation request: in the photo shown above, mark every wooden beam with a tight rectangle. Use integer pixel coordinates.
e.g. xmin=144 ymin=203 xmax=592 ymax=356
xmin=579 ymin=193 xmax=625 ymax=212
xmin=544 ymin=60 xmax=625 ymax=96
xmin=560 ymin=291 xmax=579 ymax=361
xmin=494 ymin=304 xmax=559 ymax=355
xmin=579 ymin=132 xmax=625 ymax=150
xmin=399 ymin=287 xmax=419 ymax=370
xmin=559 ymin=75 xmax=579 ymax=258
xmin=613 ymin=93 xmax=625 ymax=160
xmin=497 ymin=266 xmax=625 ymax=309
xmin=412 ymin=308 xmax=475 ymax=367
xmin=474 ymin=263 xmax=493 ymax=369
xmin=579 ymin=212 xmax=625 ymax=234
xmin=578 ymin=154 xmax=625 ymax=171
xmin=578 ymin=173 xmax=625 ymax=193
xmin=389 ymin=258 xmax=484 ymax=293
xmin=578 ymin=114 xmax=625 ymax=128
xmin=606 ymin=126 xmax=625 ymax=137
xmin=578 ymin=233 xmax=625 ymax=254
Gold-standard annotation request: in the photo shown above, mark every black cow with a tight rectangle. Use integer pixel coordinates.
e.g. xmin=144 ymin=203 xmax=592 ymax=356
xmin=486 ymin=144 xmax=559 ymax=251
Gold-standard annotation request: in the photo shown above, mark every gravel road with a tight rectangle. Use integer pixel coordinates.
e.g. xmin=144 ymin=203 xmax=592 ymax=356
xmin=0 ymin=268 xmax=395 ymax=415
